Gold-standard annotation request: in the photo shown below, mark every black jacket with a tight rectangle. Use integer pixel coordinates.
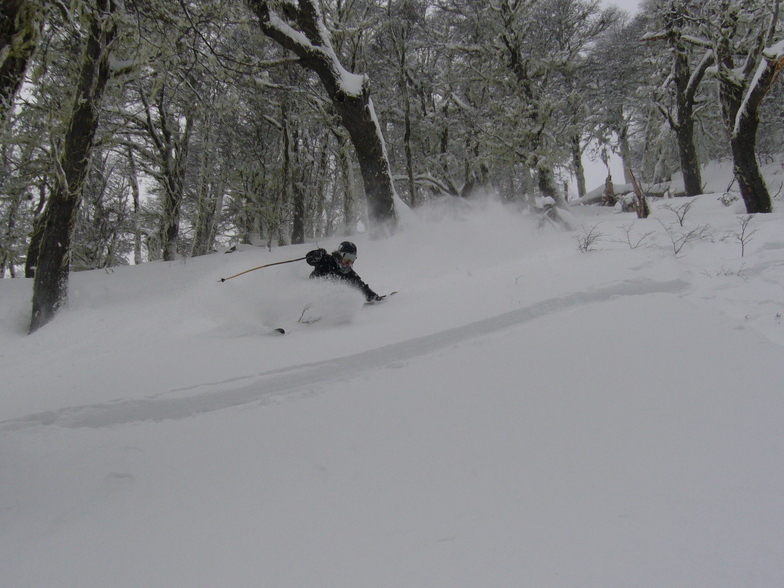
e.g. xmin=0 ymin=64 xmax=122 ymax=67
xmin=305 ymin=248 xmax=380 ymax=302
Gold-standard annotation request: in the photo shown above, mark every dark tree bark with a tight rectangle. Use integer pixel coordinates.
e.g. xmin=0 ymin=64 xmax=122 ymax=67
xmin=0 ymin=0 xmax=37 ymax=124
xmin=289 ymin=134 xmax=307 ymax=245
xmin=617 ymin=120 xmax=633 ymax=184
xmin=671 ymin=47 xmax=712 ymax=197
xmin=1 ymin=183 xmax=22 ymax=277
xmin=127 ymin=148 xmax=143 ymax=265
xmin=570 ymin=133 xmax=586 ymax=198
xmin=714 ymin=4 xmax=781 ymax=214
xmin=245 ymin=0 xmax=398 ymax=233
xmin=29 ymin=0 xmax=117 ymax=332
xmin=283 ymin=100 xmax=306 ymax=245
xmin=649 ymin=5 xmax=714 ymax=197
xmin=337 ymin=133 xmax=356 ymax=235
xmin=138 ymin=86 xmax=194 ymax=261
xmin=191 ymin=127 xmax=221 ymax=257
xmin=191 ymin=144 xmax=225 ymax=258
xmin=722 ymin=69 xmax=775 ymax=214
xmin=23 ymin=183 xmax=45 ymax=278
xmin=403 ymin=72 xmax=416 ymax=207
xmin=717 ymin=57 xmax=779 ymax=214
xmin=160 ymin=114 xmax=192 ymax=261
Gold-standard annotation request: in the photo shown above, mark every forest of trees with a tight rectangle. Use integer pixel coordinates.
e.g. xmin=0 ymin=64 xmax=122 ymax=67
xmin=1 ymin=0 xmax=782 ymax=330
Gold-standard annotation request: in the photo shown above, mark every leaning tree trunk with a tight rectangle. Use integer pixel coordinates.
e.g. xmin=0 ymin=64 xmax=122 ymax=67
xmin=726 ymin=95 xmax=771 ymax=213
xmin=618 ymin=122 xmax=633 ymax=184
xmin=672 ymin=47 xmax=712 ymax=197
xmin=570 ymin=133 xmax=586 ymax=198
xmin=337 ymin=133 xmax=356 ymax=235
xmin=191 ymin=131 xmax=225 ymax=257
xmin=652 ymin=7 xmax=714 ymax=197
xmin=718 ymin=56 xmax=780 ymax=214
xmin=403 ymin=78 xmax=416 ymax=207
xmin=1 ymin=185 xmax=23 ymax=277
xmin=30 ymin=0 xmax=117 ymax=332
xmin=714 ymin=7 xmax=783 ymax=214
xmin=675 ymin=112 xmax=702 ymax=196
xmin=127 ymin=147 xmax=143 ymax=265
xmin=246 ymin=0 xmax=397 ymax=234
xmin=285 ymin=102 xmax=306 ymax=245
xmin=160 ymin=113 xmax=192 ymax=261
xmin=0 ymin=0 xmax=37 ymax=124
xmin=137 ymin=83 xmax=194 ymax=261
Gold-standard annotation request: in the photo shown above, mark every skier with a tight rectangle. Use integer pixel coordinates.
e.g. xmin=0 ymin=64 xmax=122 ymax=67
xmin=305 ymin=241 xmax=384 ymax=302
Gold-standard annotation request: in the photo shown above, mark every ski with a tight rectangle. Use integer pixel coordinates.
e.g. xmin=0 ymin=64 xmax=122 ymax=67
xmin=272 ymin=292 xmax=396 ymax=333
xmin=365 ymin=290 xmax=398 ymax=305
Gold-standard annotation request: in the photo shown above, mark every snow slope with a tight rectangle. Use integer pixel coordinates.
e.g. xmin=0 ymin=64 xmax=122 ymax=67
xmin=2 ymin=161 xmax=784 ymax=587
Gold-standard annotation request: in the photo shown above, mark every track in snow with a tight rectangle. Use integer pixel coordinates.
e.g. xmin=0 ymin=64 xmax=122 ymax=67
xmin=1 ymin=279 xmax=688 ymax=431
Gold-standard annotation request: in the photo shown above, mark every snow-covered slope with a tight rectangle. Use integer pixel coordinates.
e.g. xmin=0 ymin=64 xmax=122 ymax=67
xmin=2 ymin=168 xmax=784 ymax=586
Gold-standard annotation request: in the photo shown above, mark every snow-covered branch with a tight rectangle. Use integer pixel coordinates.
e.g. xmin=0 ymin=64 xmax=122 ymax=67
xmin=733 ymin=38 xmax=784 ymax=137
xmin=685 ymin=49 xmax=715 ymax=99
xmin=681 ymin=34 xmax=713 ymax=48
xmin=248 ymin=0 xmax=366 ymax=99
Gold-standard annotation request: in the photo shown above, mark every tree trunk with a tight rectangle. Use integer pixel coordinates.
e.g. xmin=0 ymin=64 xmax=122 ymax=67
xmin=673 ymin=42 xmax=714 ymax=194
xmin=0 ymin=0 xmax=37 ymax=124
xmin=246 ymin=0 xmax=397 ymax=233
xmin=127 ymin=148 xmax=143 ymax=264
xmin=652 ymin=6 xmax=713 ymax=197
xmin=717 ymin=48 xmax=780 ymax=214
xmin=137 ymin=83 xmax=194 ymax=261
xmin=338 ymin=134 xmax=356 ymax=235
xmin=161 ymin=111 xmax=192 ymax=261
xmin=403 ymin=80 xmax=416 ymax=207
xmin=289 ymin=118 xmax=306 ymax=245
xmin=398 ymin=48 xmax=416 ymax=207
xmin=313 ymin=133 xmax=330 ymax=238
xmin=675 ymin=112 xmax=702 ymax=196
xmin=329 ymin=91 xmax=396 ymax=232
xmin=537 ymin=165 xmax=564 ymax=206
xmin=729 ymin=110 xmax=770 ymax=213
xmin=23 ymin=183 xmax=45 ymax=277
xmin=30 ymin=0 xmax=117 ymax=332
xmin=1 ymin=184 xmax=22 ymax=277
xmin=618 ymin=122 xmax=633 ymax=184
xmin=191 ymin=128 xmax=218 ymax=256
xmin=672 ymin=48 xmax=706 ymax=197
xmin=570 ymin=133 xmax=586 ymax=198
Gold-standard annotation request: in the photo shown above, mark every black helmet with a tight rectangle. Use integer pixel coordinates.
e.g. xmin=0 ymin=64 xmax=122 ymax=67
xmin=335 ymin=241 xmax=357 ymax=273
xmin=337 ymin=241 xmax=357 ymax=256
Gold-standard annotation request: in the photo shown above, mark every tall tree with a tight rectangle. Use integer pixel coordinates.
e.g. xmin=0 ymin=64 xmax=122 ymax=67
xmin=645 ymin=0 xmax=714 ymax=196
xmin=582 ymin=12 xmax=650 ymax=185
xmin=375 ymin=0 xmax=430 ymax=206
xmin=437 ymin=0 xmax=618 ymax=204
xmin=29 ymin=0 xmax=119 ymax=332
xmin=137 ymin=81 xmax=195 ymax=261
xmin=705 ymin=0 xmax=782 ymax=213
xmin=245 ymin=0 xmax=399 ymax=233
xmin=114 ymin=0 xmax=226 ymax=261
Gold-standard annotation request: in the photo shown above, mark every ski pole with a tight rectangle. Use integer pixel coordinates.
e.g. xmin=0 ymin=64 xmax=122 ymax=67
xmin=219 ymin=256 xmax=306 ymax=282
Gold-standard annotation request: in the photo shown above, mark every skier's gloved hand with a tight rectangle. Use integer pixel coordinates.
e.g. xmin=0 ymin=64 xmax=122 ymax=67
xmin=306 ymin=248 xmax=327 ymax=265
xmin=370 ymin=294 xmax=385 ymax=302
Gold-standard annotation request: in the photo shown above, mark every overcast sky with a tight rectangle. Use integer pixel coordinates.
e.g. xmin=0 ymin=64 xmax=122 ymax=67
xmin=600 ymin=0 xmax=640 ymax=15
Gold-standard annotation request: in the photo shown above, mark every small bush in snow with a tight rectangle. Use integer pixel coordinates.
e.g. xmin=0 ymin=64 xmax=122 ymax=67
xmin=614 ymin=223 xmax=656 ymax=250
xmin=573 ymin=224 xmax=604 ymax=252
xmin=661 ymin=200 xmax=696 ymax=227
xmin=727 ymin=215 xmax=758 ymax=258
xmin=658 ymin=219 xmax=712 ymax=256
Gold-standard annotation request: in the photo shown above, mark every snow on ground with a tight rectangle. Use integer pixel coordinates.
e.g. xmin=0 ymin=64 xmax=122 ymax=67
xmin=2 ymin=160 xmax=784 ymax=587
